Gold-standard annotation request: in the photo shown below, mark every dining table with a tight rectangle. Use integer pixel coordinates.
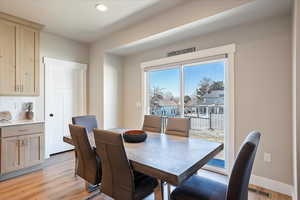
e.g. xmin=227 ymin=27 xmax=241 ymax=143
xmin=63 ymin=128 xmax=224 ymax=200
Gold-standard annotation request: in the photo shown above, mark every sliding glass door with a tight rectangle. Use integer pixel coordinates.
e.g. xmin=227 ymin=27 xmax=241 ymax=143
xmin=183 ymin=60 xmax=225 ymax=170
xmin=145 ymin=59 xmax=227 ymax=172
xmin=147 ymin=67 xmax=181 ymax=117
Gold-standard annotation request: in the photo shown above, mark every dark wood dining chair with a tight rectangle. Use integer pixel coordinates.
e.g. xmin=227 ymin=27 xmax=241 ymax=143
xmin=142 ymin=115 xmax=162 ymax=133
xmin=165 ymin=117 xmax=190 ymax=137
xmin=69 ymin=125 xmax=101 ymax=190
xmin=93 ymin=129 xmax=158 ymax=200
xmin=170 ymin=131 xmax=261 ymax=200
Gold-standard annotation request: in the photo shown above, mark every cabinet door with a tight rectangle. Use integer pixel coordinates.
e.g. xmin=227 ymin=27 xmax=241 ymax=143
xmin=24 ymin=134 xmax=44 ymax=167
xmin=0 ymin=137 xmax=21 ymax=174
xmin=17 ymin=25 xmax=39 ymax=95
xmin=0 ymin=19 xmax=17 ymax=95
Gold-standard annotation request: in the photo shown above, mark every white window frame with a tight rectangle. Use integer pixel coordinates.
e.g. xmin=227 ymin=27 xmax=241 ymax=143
xmin=141 ymin=44 xmax=236 ymax=175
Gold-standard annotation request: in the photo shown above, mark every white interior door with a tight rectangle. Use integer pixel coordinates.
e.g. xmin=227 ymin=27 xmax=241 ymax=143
xmin=44 ymin=57 xmax=87 ymax=157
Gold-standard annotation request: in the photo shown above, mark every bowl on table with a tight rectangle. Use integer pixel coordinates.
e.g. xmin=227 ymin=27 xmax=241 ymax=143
xmin=123 ymin=130 xmax=147 ymax=143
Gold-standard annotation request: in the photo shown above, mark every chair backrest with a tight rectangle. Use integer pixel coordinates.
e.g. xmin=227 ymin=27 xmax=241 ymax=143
xmin=69 ymin=124 xmax=101 ymax=185
xmin=72 ymin=115 xmax=98 ymax=133
xmin=94 ymin=129 xmax=135 ymax=200
xmin=165 ymin=117 xmax=190 ymax=137
xmin=142 ymin=115 xmax=161 ymax=133
xmin=226 ymin=131 xmax=261 ymax=200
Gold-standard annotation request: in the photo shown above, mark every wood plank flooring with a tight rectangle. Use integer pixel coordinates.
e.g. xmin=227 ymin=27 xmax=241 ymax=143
xmin=0 ymin=151 xmax=291 ymax=200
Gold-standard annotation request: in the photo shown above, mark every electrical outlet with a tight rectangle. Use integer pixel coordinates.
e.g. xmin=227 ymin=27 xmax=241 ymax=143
xmin=264 ymin=153 xmax=271 ymax=162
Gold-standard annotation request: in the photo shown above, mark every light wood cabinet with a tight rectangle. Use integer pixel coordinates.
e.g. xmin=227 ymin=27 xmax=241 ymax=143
xmin=0 ymin=123 xmax=45 ymax=175
xmin=0 ymin=137 xmax=21 ymax=173
xmin=0 ymin=12 xmax=43 ymax=96
xmin=0 ymin=19 xmax=17 ymax=95
xmin=24 ymin=133 xmax=44 ymax=167
xmin=17 ymin=26 xmax=40 ymax=95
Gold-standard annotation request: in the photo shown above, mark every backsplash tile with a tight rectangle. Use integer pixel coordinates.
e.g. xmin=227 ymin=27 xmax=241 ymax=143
xmin=0 ymin=97 xmax=36 ymax=120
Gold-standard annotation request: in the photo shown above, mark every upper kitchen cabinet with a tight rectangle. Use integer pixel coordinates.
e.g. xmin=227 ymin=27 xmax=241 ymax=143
xmin=0 ymin=19 xmax=17 ymax=95
xmin=0 ymin=12 xmax=43 ymax=96
xmin=17 ymin=26 xmax=40 ymax=95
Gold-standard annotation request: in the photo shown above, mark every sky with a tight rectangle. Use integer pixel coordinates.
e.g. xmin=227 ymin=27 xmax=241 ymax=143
xmin=149 ymin=61 xmax=225 ymax=97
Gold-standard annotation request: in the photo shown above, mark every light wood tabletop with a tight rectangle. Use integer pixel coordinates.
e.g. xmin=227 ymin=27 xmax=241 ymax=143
xmin=63 ymin=128 xmax=223 ymax=199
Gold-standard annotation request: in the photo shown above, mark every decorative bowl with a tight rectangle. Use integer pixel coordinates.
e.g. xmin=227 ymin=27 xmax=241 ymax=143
xmin=123 ymin=130 xmax=147 ymax=143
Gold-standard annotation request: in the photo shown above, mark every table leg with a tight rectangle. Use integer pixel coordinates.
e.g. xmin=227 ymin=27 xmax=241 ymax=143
xmin=154 ymin=180 xmax=164 ymax=200
xmin=167 ymin=184 xmax=171 ymax=200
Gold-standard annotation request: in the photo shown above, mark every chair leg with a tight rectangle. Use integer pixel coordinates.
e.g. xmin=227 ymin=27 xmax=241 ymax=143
xmin=74 ymin=150 xmax=78 ymax=177
xmin=85 ymin=182 xmax=101 ymax=193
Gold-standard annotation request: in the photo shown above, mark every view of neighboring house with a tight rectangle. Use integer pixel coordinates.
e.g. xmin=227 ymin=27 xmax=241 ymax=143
xmin=202 ymin=90 xmax=224 ymax=105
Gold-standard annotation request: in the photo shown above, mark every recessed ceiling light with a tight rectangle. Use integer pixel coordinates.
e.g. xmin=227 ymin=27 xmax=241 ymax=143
xmin=96 ymin=4 xmax=108 ymax=12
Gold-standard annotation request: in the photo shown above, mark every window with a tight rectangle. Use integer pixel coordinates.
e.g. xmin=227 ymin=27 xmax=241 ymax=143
xmin=148 ymin=67 xmax=180 ymax=117
xmin=184 ymin=60 xmax=225 ymax=169
xmin=142 ymin=44 xmax=235 ymax=174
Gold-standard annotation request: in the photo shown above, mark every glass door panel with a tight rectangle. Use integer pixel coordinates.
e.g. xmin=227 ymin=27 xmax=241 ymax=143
xmin=183 ymin=61 xmax=225 ymax=169
xmin=148 ymin=67 xmax=181 ymax=117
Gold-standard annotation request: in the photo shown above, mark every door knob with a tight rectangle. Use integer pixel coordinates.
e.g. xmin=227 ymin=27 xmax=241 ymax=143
xmin=49 ymin=113 xmax=54 ymax=117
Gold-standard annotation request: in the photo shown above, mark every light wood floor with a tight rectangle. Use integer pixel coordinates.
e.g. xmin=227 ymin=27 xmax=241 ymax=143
xmin=0 ymin=151 xmax=291 ymax=200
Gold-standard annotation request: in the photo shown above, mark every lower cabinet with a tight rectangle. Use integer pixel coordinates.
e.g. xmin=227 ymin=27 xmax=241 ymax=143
xmin=24 ymin=133 xmax=44 ymax=167
xmin=0 ymin=136 xmax=22 ymax=173
xmin=0 ymin=123 xmax=45 ymax=175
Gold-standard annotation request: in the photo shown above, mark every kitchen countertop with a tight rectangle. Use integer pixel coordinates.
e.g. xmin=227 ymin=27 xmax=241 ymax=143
xmin=0 ymin=120 xmax=45 ymax=127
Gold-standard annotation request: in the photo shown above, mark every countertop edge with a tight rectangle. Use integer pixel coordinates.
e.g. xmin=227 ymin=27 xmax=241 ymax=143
xmin=0 ymin=121 xmax=45 ymax=127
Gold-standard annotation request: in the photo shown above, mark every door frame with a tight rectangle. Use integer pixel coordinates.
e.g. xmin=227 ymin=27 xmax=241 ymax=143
xmin=43 ymin=57 xmax=87 ymax=158
xmin=140 ymin=44 xmax=236 ymax=174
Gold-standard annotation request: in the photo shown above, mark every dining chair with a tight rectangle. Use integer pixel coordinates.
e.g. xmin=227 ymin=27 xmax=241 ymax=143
xmin=170 ymin=131 xmax=261 ymax=200
xmin=164 ymin=117 xmax=191 ymax=198
xmin=165 ymin=117 xmax=190 ymax=137
xmin=93 ymin=129 xmax=158 ymax=200
xmin=142 ymin=115 xmax=162 ymax=133
xmin=72 ymin=115 xmax=98 ymax=178
xmin=69 ymin=125 xmax=101 ymax=190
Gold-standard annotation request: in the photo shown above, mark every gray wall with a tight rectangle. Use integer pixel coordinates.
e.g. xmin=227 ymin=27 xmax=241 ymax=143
xmin=122 ymin=16 xmax=293 ymax=185
xmin=293 ymin=0 xmax=300 ymax=198
xmin=103 ymin=53 xmax=123 ymax=129
xmin=40 ymin=32 xmax=89 ymax=64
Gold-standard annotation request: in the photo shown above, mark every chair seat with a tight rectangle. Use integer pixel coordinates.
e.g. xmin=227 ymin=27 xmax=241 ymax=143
xmin=134 ymin=171 xmax=158 ymax=200
xmin=171 ymin=175 xmax=227 ymax=200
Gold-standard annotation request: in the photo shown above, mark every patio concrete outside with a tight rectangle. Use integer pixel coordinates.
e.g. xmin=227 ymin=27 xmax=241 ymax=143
xmin=190 ymin=129 xmax=224 ymax=160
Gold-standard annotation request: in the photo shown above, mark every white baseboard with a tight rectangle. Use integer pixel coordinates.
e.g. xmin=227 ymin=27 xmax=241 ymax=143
xmin=250 ymin=175 xmax=294 ymax=197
